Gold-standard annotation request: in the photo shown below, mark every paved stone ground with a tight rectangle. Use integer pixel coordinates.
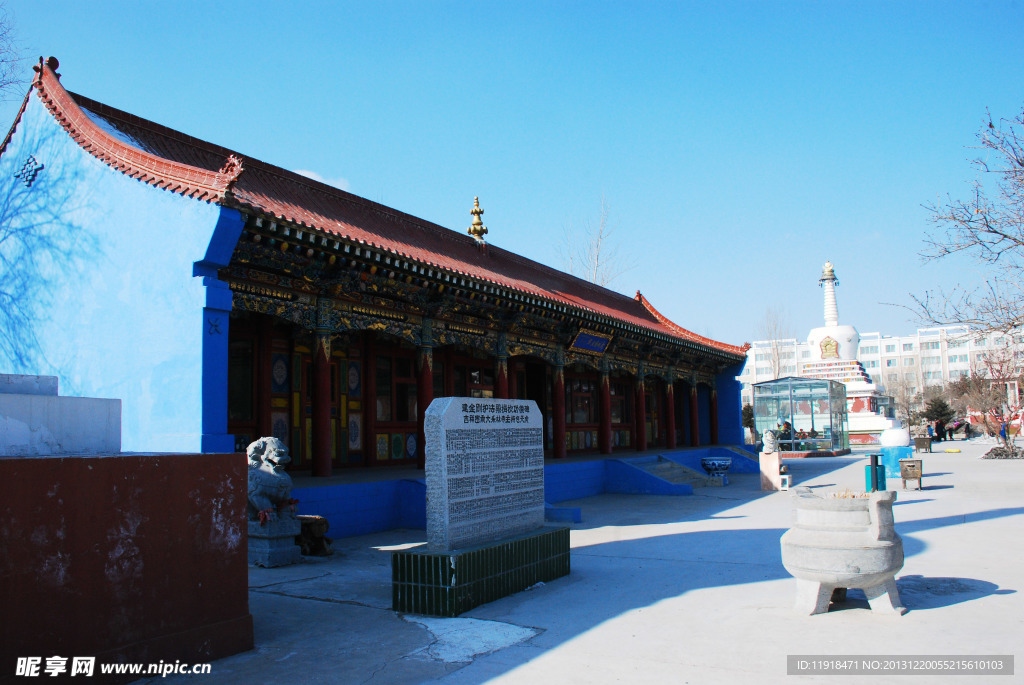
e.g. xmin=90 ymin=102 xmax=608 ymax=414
xmin=140 ymin=439 xmax=1023 ymax=685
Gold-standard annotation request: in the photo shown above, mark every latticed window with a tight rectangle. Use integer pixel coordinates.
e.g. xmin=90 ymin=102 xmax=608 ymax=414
xmin=565 ymin=377 xmax=597 ymax=425
xmin=610 ymin=382 xmax=631 ymax=424
xmin=376 ymin=355 xmax=418 ymax=423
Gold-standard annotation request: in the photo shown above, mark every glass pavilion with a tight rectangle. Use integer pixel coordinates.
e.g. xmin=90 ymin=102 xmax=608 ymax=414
xmin=752 ymin=377 xmax=849 ymax=452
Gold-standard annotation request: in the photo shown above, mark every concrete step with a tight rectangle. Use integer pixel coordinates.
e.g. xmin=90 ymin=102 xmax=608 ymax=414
xmin=636 ymin=457 xmax=716 ymax=488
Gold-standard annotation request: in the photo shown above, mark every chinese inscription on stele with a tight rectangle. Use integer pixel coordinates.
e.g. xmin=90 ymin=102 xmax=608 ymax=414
xmin=425 ymin=397 xmax=545 ymax=551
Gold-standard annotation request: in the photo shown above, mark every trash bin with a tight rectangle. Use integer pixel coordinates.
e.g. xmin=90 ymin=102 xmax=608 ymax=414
xmin=865 ymin=459 xmax=886 ymax=492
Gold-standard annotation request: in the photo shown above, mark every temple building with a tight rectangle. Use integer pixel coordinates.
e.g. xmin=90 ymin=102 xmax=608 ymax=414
xmin=0 ymin=58 xmax=748 ymax=474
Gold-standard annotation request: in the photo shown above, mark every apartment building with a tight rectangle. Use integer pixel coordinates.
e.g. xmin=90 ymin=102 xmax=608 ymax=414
xmin=740 ymin=325 xmax=1024 ymax=407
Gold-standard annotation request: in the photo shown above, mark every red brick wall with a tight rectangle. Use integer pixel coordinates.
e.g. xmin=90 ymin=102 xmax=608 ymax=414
xmin=0 ymin=453 xmax=253 ymax=681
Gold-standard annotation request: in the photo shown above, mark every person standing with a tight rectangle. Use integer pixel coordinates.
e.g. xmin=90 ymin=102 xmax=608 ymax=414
xmin=935 ymin=420 xmax=946 ymax=443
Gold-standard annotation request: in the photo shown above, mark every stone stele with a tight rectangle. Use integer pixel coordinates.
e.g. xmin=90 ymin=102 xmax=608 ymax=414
xmin=425 ymin=397 xmax=545 ymax=551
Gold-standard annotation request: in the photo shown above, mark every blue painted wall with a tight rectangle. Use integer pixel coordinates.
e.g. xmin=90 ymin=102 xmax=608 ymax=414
xmin=0 ymin=95 xmax=239 ymax=452
xmin=716 ymin=365 xmax=745 ymax=445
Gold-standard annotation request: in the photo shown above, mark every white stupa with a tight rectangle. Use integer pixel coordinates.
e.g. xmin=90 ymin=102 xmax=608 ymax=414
xmin=807 ymin=261 xmax=859 ymax=361
xmin=801 ymin=261 xmax=899 ymax=442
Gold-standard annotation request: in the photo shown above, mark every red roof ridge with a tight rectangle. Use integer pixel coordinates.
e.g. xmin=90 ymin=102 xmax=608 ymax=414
xmin=27 ymin=57 xmax=748 ymax=361
xmin=634 ymin=290 xmax=749 ymax=356
xmin=32 ymin=57 xmax=239 ymax=202
xmin=34 ymin=62 xmax=645 ymax=322
xmin=61 ymin=85 xmax=462 ymax=250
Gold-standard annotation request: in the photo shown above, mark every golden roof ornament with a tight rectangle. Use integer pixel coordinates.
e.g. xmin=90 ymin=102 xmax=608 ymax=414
xmin=468 ymin=196 xmax=488 ymax=240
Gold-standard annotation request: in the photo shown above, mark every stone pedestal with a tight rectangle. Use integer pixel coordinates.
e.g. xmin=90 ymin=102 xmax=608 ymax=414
xmin=392 ymin=526 xmax=569 ymax=617
xmin=759 ymin=450 xmax=783 ymax=490
xmin=248 ymin=518 xmax=302 ymax=568
xmin=0 ymin=374 xmax=120 ymax=456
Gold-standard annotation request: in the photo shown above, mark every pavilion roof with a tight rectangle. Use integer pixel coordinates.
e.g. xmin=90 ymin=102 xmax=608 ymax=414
xmin=24 ymin=57 xmax=747 ymax=359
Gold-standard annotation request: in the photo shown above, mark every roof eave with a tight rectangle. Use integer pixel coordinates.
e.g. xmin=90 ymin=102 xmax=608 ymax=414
xmin=32 ymin=56 xmax=240 ymax=203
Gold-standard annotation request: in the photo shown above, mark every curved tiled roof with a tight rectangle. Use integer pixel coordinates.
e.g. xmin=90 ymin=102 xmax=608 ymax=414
xmin=636 ymin=292 xmax=750 ymax=356
xmin=28 ymin=57 xmax=745 ymax=360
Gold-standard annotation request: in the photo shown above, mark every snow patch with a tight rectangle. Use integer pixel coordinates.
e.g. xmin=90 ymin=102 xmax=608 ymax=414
xmin=404 ymin=616 xmax=539 ymax=663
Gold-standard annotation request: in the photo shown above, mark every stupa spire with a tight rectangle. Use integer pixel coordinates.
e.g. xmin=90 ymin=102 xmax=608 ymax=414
xmin=818 ymin=261 xmax=839 ymax=327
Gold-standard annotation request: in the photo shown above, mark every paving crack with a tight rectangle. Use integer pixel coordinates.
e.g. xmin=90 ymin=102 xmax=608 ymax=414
xmin=248 ymin=570 xmax=333 ymax=589
xmin=250 ymin=587 xmax=381 ymax=609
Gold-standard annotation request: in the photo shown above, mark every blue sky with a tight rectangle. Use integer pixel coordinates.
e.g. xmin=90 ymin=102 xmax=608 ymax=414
xmin=3 ymin=1 xmax=1023 ymax=346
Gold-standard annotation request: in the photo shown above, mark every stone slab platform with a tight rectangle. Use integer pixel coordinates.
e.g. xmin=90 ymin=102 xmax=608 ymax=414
xmin=392 ymin=526 xmax=570 ymax=617
xmin=0 ymin=392 xmax=120 ymax=456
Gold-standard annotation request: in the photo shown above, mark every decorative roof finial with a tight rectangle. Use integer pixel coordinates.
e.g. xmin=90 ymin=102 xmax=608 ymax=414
xmin=819 ymin=260 xmax=838 ymax=286
xmin=468 ymin=196 xmax=488 ymax=240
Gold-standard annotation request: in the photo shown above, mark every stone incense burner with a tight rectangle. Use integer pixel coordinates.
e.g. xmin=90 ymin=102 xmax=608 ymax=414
xmin=780 ymin=487 xmax=906 ymax=615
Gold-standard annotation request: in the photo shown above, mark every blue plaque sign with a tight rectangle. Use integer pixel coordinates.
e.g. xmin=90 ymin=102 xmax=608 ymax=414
xmin=570 ymin=329 xmax=612 ymax=355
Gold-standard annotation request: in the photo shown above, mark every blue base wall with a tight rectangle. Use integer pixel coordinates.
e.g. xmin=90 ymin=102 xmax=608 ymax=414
xmin=664 ymin=447 xmax=759 ymax=474
xmin=300 ymin=448 xmax=755 ymax=539
xmin=293 ymin=478 xmax=426 ymax=538
xmin=544 ymin=461 xmax=607 ymax=502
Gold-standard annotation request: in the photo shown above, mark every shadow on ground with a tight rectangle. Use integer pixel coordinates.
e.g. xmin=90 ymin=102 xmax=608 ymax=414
xmin=896 ymin=575 xmax=1016 ymax=610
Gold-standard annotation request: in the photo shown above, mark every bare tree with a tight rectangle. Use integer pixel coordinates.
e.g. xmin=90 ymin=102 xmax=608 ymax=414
xmin=915 ymin=105 xmax=1024 ymax=334
xmin=560 ymin=194 xmax=636 ymax=288
xmin=0 ymin=6 xmax=22 ymax=101
xmin=757 ymin=305 xmax=793 ymax=379
xmin=953 ymin=341 xmax=1023 ymax=453
xmin=0 ymin=102 xmax=96 ymax=373
xmin=887 ymin=374 xmax=921 ymax=428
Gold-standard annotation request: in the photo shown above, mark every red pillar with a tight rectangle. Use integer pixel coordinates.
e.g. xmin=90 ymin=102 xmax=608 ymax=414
xmin=312 ymin=333 xmax=332 ymax=477
xmin=553 ymin=363 xmax=566 ymax=459
xmin=690 ymin=383 xmax=700 ymax=447
xmin=364 ymin=334 xmax=377 ymax=466
xmin=416 ymin=345 xmax=433 ymax=469
xmin=710 ymin=386 xmax=719 ymax=445
xmin=598 ymin=369 xmax=612 ymax=454
xmin=665 ymin=381 xmax=676 ymax=449
xmin=495 ymin=354 xmax=509 ymax=399
xmin=443 ymin=348 xmax=455 ymax=397
xmin=635 ymin=375 xmax=647 ymax=452
xmin=258 ymin=324 xmax=273 ymax=440
xmin=509 ymin=362 xmax=519 ymax=399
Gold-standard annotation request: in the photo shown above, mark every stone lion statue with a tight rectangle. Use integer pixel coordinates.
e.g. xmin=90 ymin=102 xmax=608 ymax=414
xmin=247 ymin=437 xmax=296 ymax=522
xmin=762 ymin=429 xmax=779 ymax=454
